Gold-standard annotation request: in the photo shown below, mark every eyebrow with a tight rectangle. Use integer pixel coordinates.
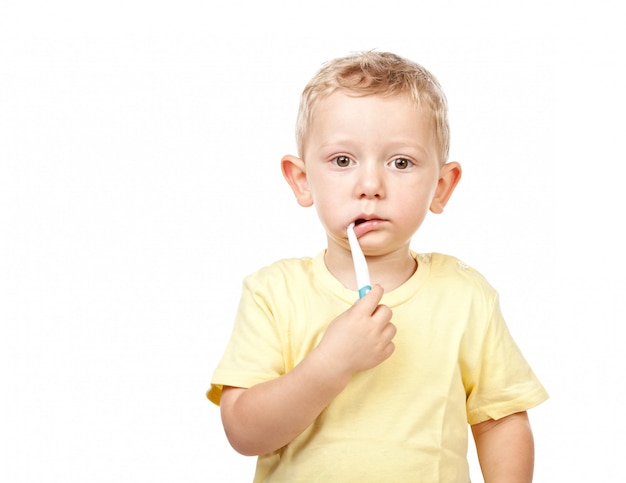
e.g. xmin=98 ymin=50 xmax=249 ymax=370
xmin=317 ymin=138 xmax=433 ymax=157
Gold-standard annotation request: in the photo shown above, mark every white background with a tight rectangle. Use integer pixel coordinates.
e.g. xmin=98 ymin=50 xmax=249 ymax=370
xmin=1 ymin=1 xmax=624 ymax=481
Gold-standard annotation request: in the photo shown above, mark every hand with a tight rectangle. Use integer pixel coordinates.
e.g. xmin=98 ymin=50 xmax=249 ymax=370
xmin=219 ymin=285 xmax=395 ymax=456
xmin=315 ymin=284 xmax=396 ymax=379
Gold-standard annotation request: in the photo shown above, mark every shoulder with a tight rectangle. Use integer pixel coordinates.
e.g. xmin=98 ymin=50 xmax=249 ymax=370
xmin=249 ymin=256 xmax=314 ymax=278
xmin=427 ymin=252 xmax=497 ymax=299
xmin=243 ymin=256 xmax=315 ymax=289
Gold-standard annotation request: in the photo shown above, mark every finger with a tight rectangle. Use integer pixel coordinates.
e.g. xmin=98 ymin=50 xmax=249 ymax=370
xmin=354 ymin=284 xmax=384 ymax=313
xmin=382 ymin=321 xmax=397 ymax=340
xmin=372 ymin=304 xmax=393 ymax=324
xmin=381 ymin=341 xmax=396 ymax=360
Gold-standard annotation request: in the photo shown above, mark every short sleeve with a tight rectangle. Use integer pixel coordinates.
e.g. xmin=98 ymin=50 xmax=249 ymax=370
xmin=207 ymin=273 xmax=286 ymax=406
xmin=464 ymin=294 xmax=549 ymax=425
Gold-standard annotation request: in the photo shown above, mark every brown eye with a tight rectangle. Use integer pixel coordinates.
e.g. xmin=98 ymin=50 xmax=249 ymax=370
xmin=333 ymin=156 xmax=352 ymax=167
xmin=393 ymin=158 xmax=412 ymax=170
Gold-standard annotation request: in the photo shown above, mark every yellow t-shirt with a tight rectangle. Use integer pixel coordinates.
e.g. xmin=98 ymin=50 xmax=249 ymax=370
xmin=208 ymin=252 xmax=548 ymax=482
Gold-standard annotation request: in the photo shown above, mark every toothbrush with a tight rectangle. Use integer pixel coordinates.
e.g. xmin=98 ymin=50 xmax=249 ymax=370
xmin=347 ymin=222 xmax=372 ymax=299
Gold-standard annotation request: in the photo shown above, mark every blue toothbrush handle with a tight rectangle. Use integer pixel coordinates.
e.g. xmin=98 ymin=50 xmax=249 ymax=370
xmin=358 ymin=285 xmax=372 ymax=299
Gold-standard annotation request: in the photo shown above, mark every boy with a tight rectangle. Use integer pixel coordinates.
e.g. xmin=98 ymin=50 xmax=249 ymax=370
xmin=208 ymin=51 xmax=548 ymax=482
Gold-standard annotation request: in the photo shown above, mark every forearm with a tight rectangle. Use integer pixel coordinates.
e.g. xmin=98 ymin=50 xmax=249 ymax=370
xmin=471 ymin=411 xmax=535 ymax=483
xmin=220 ymin=286 xmax=395 ymax=456
xmin=220 ymin=347 xmax=351 ymax=456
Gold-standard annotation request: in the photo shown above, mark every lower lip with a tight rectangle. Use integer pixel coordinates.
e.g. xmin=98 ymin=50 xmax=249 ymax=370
xmin=353 ymin=219 xmax=384 ymax=238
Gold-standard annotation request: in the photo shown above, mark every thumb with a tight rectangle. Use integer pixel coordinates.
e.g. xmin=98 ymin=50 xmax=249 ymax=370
xmin=354 ymin=284 xmax=384 ymax=313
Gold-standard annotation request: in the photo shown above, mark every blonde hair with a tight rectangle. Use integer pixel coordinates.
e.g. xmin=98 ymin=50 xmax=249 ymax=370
xmin=296 ymin=51 xmax=450 ymax=164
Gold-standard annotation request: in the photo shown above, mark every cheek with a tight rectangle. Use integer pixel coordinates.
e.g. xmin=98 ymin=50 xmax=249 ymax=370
xmin=308 ymin=176 xmax=346 ymax=204
xmin=409 ymin=178 xmax=438 ymax=204
xmin=397 ymin=189 xmax=434 ymax=220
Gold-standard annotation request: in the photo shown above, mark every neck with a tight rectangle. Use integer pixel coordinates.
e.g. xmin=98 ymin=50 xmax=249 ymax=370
xmin=324 ymin=244 xmax=417 ymax=293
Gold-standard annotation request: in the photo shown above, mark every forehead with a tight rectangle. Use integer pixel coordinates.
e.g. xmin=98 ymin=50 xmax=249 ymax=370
xmin=306 ymin=91 xmax=439 ymax=158
xmin=311 ymin=88 xmax=435 ymax=123
xmin=310 ymin=91 xmax=435 ymax=138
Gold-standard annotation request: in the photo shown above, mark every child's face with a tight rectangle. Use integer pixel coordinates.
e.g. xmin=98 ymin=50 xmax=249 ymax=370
xmin=288 ymin=91 xmax=455 ymax=257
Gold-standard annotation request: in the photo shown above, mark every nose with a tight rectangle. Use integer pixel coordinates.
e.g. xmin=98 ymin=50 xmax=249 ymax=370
xmin=356 ymin=161 xmax=385 ymax=199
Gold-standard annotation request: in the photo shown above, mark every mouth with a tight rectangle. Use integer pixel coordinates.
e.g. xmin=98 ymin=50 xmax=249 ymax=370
xmin=352 ymin=215 xmax=382 ymax=226
xmin=350 ymin=216 xmax=385 ymax=237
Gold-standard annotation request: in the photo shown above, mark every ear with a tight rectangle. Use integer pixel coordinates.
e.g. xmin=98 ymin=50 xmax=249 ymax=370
xmin=281 ymin=155 xmax=313 ymax=207
xmin=430 ymin=162 xmax=462 ymax=214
